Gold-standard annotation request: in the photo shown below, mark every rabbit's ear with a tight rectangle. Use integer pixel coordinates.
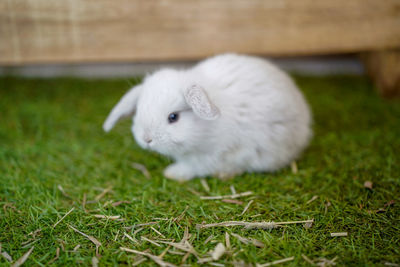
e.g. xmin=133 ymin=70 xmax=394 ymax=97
xmin=103 ymin=85 xmax=142 ymax=132
xmin=184 ymin=85 xmax=220 ymax=120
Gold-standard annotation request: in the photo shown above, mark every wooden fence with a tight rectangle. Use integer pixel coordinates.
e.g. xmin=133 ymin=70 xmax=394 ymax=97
xmin=1 ymin=0 xmax=399 ymax=95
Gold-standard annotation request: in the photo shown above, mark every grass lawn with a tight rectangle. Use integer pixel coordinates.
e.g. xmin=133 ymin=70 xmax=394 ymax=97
xmin=0 ymin=75 xmax=399 ymax=266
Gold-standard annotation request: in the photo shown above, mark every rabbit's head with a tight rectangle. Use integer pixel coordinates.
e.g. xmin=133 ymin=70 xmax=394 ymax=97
xmin=103 ymin=69 xmax=220 ymax=157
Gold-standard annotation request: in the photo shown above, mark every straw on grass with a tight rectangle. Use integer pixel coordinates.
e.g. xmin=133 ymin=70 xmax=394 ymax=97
xmin=0 ymin=243 xmax=13 ymax=262
xmin=142 ymin=236 xmax=162 ymax=247
xmin=132 ymin=257 xmax=147 ymax=266
xmin=315 ymin=256 xmax=338 ymax=266
xmin=68 ymin=225 xmax=101 ymax=256
xmin=11 ymin=246 xmax=34 ymax=267
xmin=181 ymin=252 xmax=190 ymax=264
xmin=211 ymin=243 xmax=226 ymax=260
xmin=209 ymin=263 xmax=225 ymax=267
xmin=132 ymin=162 xmax=151 ymax=179
xmin=187 ymin=188 xmax=201 ymax=196
xmin=133 ymin=228 xmax=144 ymax=235
xmin=21 ymin=239 xmax=34 ymax=246
xmin=173 ymin=206 xmax=189 ymax=222
xmin=200 ymin=191 xmax=253 ymax=200
xmin=178 ymin=226 xmax=191 ymax=246
xmin=239 ymin=200 xmax=254 ymax=216
xmin=197 ymin=257 xmax=213 ymax=264
xmin=159 ymin=245 xmax=171 ymax=259
xmin=306 ymin=195 xmax=319 ymax=205
xmin=3 ymin=203 xmax=20 ymax=213
xmin=27 ymin=229 xmax=41 ymax=238
xmin=57 ymin=185 xmax=71 ymax=199
xmin=1 ymin=251 xmax=12 ymax=262
xmin=231 ymin=233 xmax=265 ymax=248
xmin=200 ymin=179 xmax=210 ymax=192
xmin=203 ymin=234 xmax=214 ymax=245
xmin=114 ymin=230 xmax=120 ymax=242
xmin=93 ymin=214 xmax=123 ymax=221
xmin=47 ymin=247 xmax=60 ymax=265
xmin=330 ymin=232 xmax=348 ymax=237
xmin=21 ymin=238 xmax=40 ymax=249
xmin=301 ymin=254 xmax=315 ymax=265
xmin=151 ymin=226 xmax=166 ymax=238
xmin=196 ymin=219 xmax=314 ymax=230
xmin=92 ymin=256 xmax=99 ymax=267
xmin=123 ymin=233 xmax=138 ymax=244
xmin=82 ymin=193 xmax=87 ymax=212
xmin=120 ymin=247 xmax=177 ymax=267
xmin=364 ymin=181 xmax=373 ymax=189
xmin=384 ymin=262 xmax=400 ymax=267
xmin=158 ymin=240 xmax=199 ymax=258
xmin=304 ymin=220 xmax=313 ymax=229
xmin=53 ymin=207 xmax=75 ymax=228
xmin=135 ymin=222 xmax=158 ymax=227
xmin=222 ymin=199 xmax=243 ymax=205
xmin=291 ymin=161 xmax=298 ymax=174
xmin=230 ymin=185 xmax=236 ymax=195
xmin=94 ymin=186 xmax=113 ymax=201
xmin=256 ymin=256 xmax=295 ymax=267
xmin=225 ymin=232 xmax=231 ymax=249
xmin=57 ymin=239 xmax=66 ymax=251
xmin=325 ymin=201 xmax=332 ymax=214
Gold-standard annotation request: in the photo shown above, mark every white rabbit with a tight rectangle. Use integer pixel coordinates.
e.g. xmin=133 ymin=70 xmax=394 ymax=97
xmin=103 ymin=54 xmax=312 ymax=181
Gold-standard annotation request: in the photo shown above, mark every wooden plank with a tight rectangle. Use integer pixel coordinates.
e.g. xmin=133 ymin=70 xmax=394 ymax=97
xmin=1 ymin=0 xmax=400 ymax=65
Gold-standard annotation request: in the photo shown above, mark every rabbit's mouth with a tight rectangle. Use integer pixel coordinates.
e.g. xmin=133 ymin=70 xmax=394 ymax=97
xmin=147 ymin=141 xmax=183 ymax=158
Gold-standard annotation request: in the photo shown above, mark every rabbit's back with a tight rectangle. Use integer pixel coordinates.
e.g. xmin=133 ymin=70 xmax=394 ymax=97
xmin=192 ymin=54 xmax=312 ymax=172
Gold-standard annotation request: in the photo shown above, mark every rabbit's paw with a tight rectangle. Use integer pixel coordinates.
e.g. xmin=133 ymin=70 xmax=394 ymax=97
xmin=163 ymin=163 xmax=195 ymax=181
xmin=216 ymin=171 xmax=240 ymax=180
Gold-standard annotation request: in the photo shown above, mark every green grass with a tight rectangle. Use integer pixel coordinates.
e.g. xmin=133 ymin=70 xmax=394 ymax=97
xmin=0 ymin=75 xmax=399 ymax=266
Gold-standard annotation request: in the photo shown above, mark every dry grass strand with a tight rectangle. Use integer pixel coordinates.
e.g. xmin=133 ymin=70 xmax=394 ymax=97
xmin=53 ymin=207 xmax=75 ymax=228
xmin=240 ymin=200 xmax=254 ymax=216
xmin=256 ymin=256 xmax=295 ymax=267
xmin=132 ymin=162 xmax=151 ymax=179
xmin=231 ymin=233 xmax=265 ymax=248
xmin=200 ymin=179 xmax=210 ymax=192
xmin=203 ymin=234 xmax=214 ymax=245
xmin=68 ymin=225 xmax=102 ymax=248
xmin=230 ymin=185 xmax=237 ymax=195
xmin=123 ymin=232 xmax=138 ymax=244
xmin=94 ymin=186 xmax=113 ymax=201
xmin=92 ymin=256 xmax=99 ymax=267
xmin=120 ymin=247 xmax=177 ymax=267
xmin=0 ymin=243 xmax=13 ymax=262
xmin=200 ymin=191 xmax=253 ymax=200
xmin=222 ymin=199 xmax=244 ymax=205
xmin=197 ymin=219 xmax=314 ymax=230
xmin=291 ymin=161 xmax=298 ymax=174
xmin=306 ymin=195 xmax=319 ymax=205
xmin=141 ymin=236 xmax=161 ymax=247
xmin=330 ymin=232 xmax=348 ymax=237
xmin=11 ymin=246 xmax=34 ymax=267
xmin=151 ymin=227 xmax=166 ymax=238
xmin=225 ymin=232 xmax=231 ymax=249
xmin=211 ymin=243 xmax=226 ymax=260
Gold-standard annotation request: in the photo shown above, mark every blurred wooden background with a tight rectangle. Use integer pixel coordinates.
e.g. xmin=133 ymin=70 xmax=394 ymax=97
xmin=1 ymin=0 xmax=400 ymax=95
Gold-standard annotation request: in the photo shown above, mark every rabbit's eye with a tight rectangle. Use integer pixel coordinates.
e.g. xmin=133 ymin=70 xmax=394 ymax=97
xmin=168 ymin=112 xmax=179 ymax=123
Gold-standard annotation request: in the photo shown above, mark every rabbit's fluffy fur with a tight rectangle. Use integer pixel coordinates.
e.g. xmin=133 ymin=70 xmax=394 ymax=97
xmin=104 ymin=54 xmax=312 ymax=181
